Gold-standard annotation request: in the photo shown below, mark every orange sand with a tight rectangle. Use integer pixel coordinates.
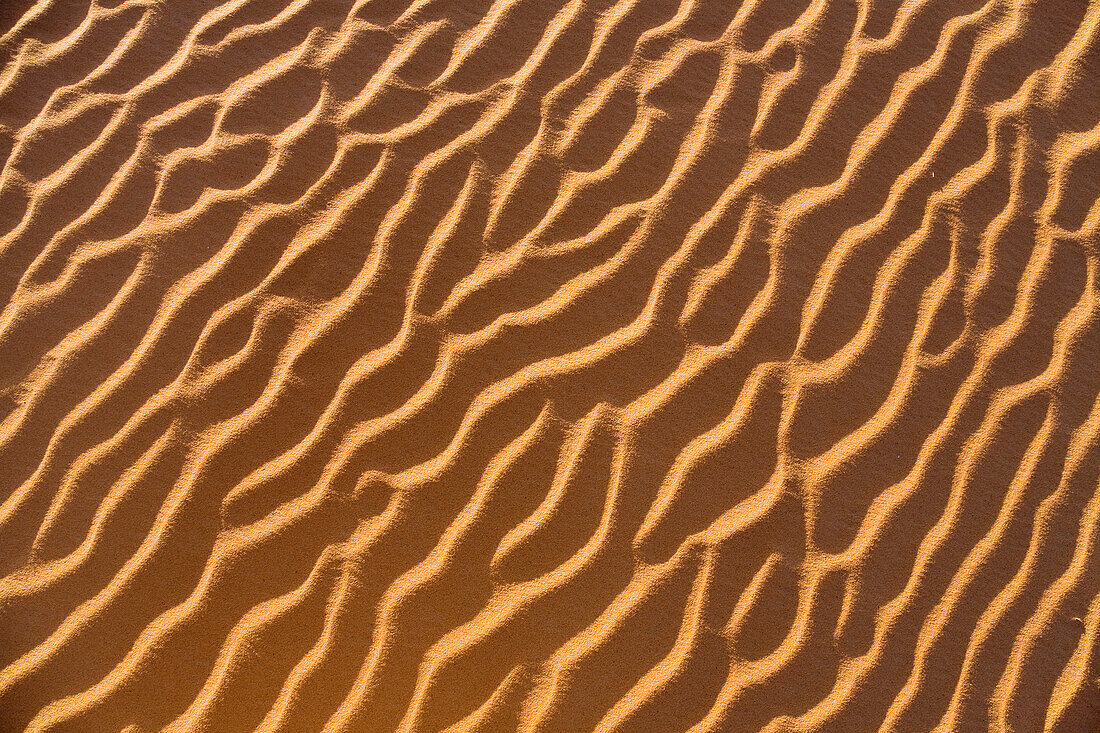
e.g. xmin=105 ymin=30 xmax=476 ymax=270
xmin=1 ymin=0 xmax=1099 ymax=730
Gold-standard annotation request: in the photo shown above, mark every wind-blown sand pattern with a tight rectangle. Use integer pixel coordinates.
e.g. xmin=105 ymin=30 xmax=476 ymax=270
xmin=0 ymin=0 xmax=1099 ymax=730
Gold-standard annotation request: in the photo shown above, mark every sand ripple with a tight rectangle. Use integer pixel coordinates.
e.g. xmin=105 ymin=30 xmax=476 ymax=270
xmin=1 ymin=0 xmax=1099 ymax=730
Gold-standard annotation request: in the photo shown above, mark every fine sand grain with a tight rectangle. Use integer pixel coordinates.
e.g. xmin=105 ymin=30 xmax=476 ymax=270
xmin=1 ymin=0 xmax=1099 ymax=730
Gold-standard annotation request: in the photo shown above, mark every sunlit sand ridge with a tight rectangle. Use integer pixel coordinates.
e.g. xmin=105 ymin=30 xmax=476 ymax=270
xmin=0 ymin=0 xmax=1098 ymax=730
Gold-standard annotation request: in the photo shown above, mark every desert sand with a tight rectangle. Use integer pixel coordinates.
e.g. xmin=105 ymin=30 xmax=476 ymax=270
xmin=0 ymin=0 xmax=1098 ymax=730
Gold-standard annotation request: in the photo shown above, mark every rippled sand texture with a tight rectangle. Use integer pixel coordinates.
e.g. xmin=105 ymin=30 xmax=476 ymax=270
xmin=1 ymin=0 xmax=1099 ymax=730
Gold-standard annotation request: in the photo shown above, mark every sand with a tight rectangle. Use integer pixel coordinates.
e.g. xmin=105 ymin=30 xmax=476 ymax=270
xmin=0 ymin=0 xmax=1098 ymax=730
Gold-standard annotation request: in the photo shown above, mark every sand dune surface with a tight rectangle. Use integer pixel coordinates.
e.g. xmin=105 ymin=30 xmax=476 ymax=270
xmin=1 ymin=0 xmax=1099 ymax=730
